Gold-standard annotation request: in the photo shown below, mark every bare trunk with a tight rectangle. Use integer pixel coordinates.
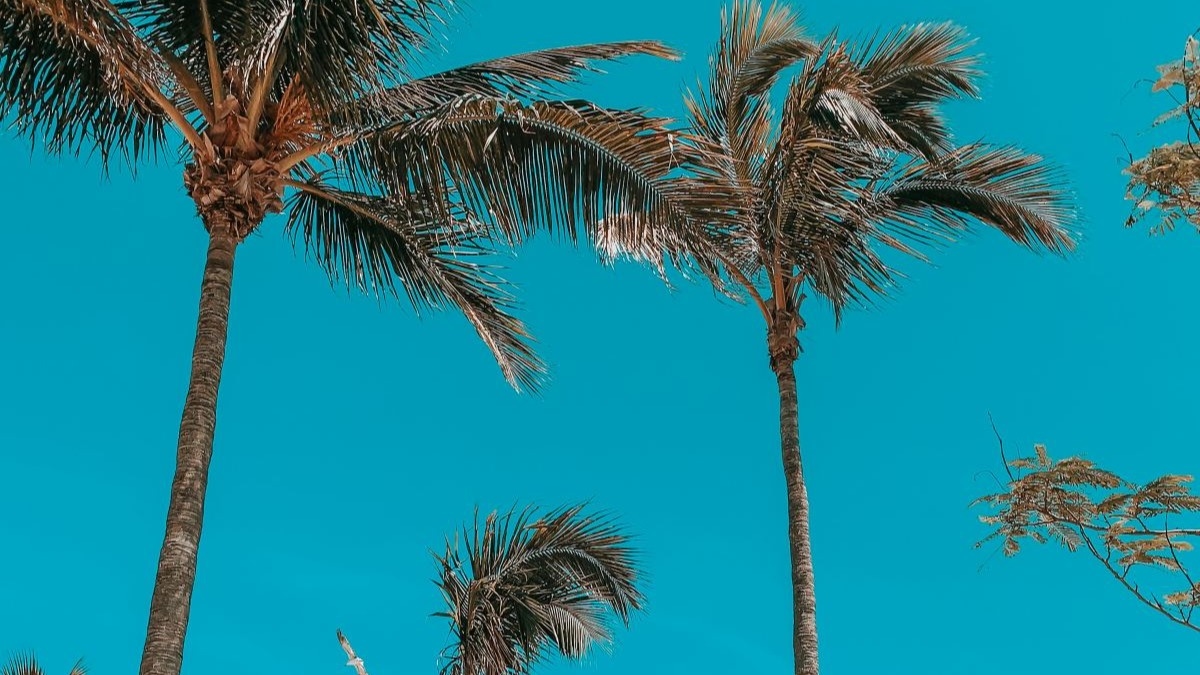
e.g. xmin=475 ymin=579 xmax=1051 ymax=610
xmin=772 ymin=348 xmax=818 ymax=675
xmin=139 ymin=219 xmax=238 ymax=675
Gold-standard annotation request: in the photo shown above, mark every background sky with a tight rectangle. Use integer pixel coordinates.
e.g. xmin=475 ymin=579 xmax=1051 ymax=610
xmin=2 ymin=0 xmax=1199 ymax=673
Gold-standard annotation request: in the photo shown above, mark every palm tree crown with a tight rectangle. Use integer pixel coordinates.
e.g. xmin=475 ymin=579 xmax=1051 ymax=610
xmin=601 ymin=3 xmax=1077 ymax=674
xmin=674 ymin=3 xmax=1075 ymax=332
xmin=0 ymin=0 xmax=709 ymax=389
xmin=2 ymin=4 xmax=704 ymax=675
xmin=434 ymin=505 xmax=643 ymax=675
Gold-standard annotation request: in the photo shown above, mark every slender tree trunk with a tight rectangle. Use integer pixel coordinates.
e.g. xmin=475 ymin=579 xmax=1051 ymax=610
xmin=772 ymin=353 xmax=818 ymax=675
xmin=139 ymin=219 xmax=239 ymax=675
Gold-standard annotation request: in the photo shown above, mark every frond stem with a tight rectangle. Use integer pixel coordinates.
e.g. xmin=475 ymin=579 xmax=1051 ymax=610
xmin=713 ymin=249 xmax=770 ymax=322
xmin=199 ymin=0 xmax=223 ymax=106
xmin=278 ymin=136 xmax=358 ymax=174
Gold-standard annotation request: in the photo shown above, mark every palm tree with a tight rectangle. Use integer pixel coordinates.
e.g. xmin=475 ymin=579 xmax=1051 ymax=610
xmin=0 ymin=4 xmax=702 ymax=675
xmin=2 ymin=656 xmax=85 ymax=675
xmin=433 ymin=505 xmax=642 ymax=675
xmin=603 ymin=3 xmax=1076 ymax=674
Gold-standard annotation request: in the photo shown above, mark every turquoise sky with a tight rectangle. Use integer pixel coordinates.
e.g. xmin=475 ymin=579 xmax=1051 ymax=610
xmin=3 ymin=0 xmax=1199 ymax=673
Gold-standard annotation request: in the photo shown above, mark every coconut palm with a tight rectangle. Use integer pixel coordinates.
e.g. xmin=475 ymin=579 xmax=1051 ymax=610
xmin=433 ymin=505 xmax=643 ymax=675
xmin=2 ymin=656 xmax=85 ymax=675
xmin=604 ymin=3 xmax=1076 ymax=674
xmin=0 ymin=3 xmax=704 ymax=675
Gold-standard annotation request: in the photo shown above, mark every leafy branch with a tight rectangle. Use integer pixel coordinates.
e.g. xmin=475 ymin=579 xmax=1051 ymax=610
xmin=973 ymin=436 xmax=1200 ymax=631
xmin=1125 ymin=32 xmax=1200 ymax=233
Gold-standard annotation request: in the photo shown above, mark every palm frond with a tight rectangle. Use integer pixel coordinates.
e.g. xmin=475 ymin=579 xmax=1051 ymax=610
xmin=684 ymin=0 xmax=816 ymax=185
xmin=853 ymin=22 xmax=980 ymax=158
xmin=285 ymin=178 xmax=544 ymax=392
xmin=356 ymin=96 xmax=727 ymax=251
xmin=435 ymin=505 xmax=643 ymax=675
xmin=878 ymin=143 xmax=1075 ymax=253
xmin=2 ymin=654 xmax=84 ymax=675
xmin=0 ymin=0 xmax=176 ymax=163
xmin=339 ymin=42 xmax=679 ymax=126
xmin=120 ymin=0 xmax=451 ymax=115
xmin=269 ymin=0 xmax=450 ymax=110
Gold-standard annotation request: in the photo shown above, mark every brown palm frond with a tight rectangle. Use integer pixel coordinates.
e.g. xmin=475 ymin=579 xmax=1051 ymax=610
xmin=355 ymin=96 xmax=728 ymax=250
xmin=853 ymin=22 xmax=980 ymax=159
xmin=684 ymin=0 xmax=816 ymax=186
xmin=667 ymin=2 xmax=1076 ymax=327
xmin=434 ymin=505 xmax=643 ymax=675
xmin=339 ymin=42 xmax=680 ymax=126
xmin=878 ymin=143 xmax=1076 ymax=253
xmin=0 ymin=0 xmax=183 ymax=162
xmin=285 ymin=178 xmax=544 ymax=392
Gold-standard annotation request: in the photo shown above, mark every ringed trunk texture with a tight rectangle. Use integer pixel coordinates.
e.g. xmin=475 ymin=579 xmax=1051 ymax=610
xmin=139 ymin=220 xmax=238 ymax=675
xmin=773 ymin=359 xmax=819 ymax=675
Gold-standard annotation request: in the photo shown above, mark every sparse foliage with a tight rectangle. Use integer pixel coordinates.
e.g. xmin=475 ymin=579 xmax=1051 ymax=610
xmin=1125 ymin=33 xmax=1200 ymax=233
xmin=974 ymin=440 xmax=1200 ymax=631
xmin=433 ymin=505 xmax=643 ymax=675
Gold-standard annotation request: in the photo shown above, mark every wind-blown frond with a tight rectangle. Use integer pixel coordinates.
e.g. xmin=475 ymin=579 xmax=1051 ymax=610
xmin=853 ymin=23 xmax=980 ymax=158
xmin=358 ymin=96 xmax=719 ymax=250
xmin=0 ymin=0 xmax=174 ymax=162
xmin=684 ymin=0 xmax=816 ymax=185
xmin=285 ymin=179 xmax=544 ymax=391
xmin=879 ymin=143 xmax=1076 ymax=253
xmin=653 ymin=1 xmax=1077 ymax=337
xmin=340 ymin=42 xmax=679 ymax=126
xmin=435 ymin=505 xmax=643 ymax=675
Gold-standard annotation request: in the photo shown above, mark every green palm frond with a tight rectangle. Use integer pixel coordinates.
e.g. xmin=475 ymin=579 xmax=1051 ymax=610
xmin=435 ymin=505 xmax=643 ymax=675
xmin=285 ymin=178 xmax=543 ymax=391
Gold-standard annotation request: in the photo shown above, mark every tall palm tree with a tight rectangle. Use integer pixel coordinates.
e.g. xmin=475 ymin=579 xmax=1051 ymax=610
xmin=0 ymin=3 xmax=703 ymax=675
xmin=2 ymin=656 xmax=85 ymax=675
xmin=433 ymin=505 xmax=642 ymax=675
xmin=603 ymin=3 xmax=1076 ymax=674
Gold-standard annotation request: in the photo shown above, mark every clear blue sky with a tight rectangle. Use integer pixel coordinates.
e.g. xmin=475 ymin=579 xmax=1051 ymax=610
xmin=2 ymin=0 xmax=1198 ymax=673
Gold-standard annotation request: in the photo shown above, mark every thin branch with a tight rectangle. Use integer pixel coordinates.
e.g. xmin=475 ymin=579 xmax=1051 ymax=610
xmin=1078 ymin=532 xmax=1200 ymax=632
xmin=988 ymin=413 xmax=1015 ymax=482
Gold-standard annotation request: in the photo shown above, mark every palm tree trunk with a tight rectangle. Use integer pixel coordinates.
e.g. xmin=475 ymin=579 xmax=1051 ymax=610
xmin=773 ymin=360 xmax=819 ymax=675
xmin=139 ymin=218 xmax=239 ymax=675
